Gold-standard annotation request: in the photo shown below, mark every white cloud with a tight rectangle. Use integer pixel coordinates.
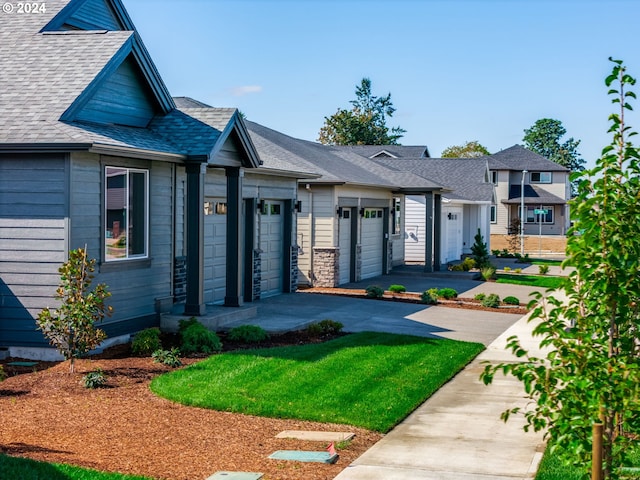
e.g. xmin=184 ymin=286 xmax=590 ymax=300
xmin=229 ymin=85 xmax=263 ymax=97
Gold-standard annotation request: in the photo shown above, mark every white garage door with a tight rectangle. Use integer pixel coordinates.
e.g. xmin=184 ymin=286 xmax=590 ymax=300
xmin=338 ymin=210 xmax=352 ymax=285
xmin=204 ymin=198 xmax=227 ymax=305
xmin=260 ymin=201 xmax=284 ymax=297
xmin=442 ymin=205 xmax=463 ymax=264
xmin=360 ymin=208 xmax=384 ymax=280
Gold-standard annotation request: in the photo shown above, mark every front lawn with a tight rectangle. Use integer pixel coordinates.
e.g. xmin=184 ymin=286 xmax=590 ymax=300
xmin=535 ymin=444 xmax=640 ymax=479
xmin=151 ymin=332 xmax=484 ymax=433
xmin=496 ymin=273 xmax=565 ymax=289
xmin=0 ymin=454 xmax=151 ymax=480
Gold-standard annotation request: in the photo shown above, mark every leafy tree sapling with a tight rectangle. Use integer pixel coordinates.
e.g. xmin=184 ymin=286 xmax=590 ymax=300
xmin=37 ymin=248 xmax=112 ymax=373
xmin=481 ymin=59 xmax=640 ymax=479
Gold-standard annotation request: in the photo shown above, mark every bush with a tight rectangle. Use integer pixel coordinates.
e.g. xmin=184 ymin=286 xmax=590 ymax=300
xmin=481 ymin=293 xmax=501 ymax=308
xmin=180 ymin=320 xmax=222 ymax=355
xmin=503 ymin=266 xmax=511 ymax=272
xmin=152 ymin=348 xmax=182 ymax=367
xmin=470 ymin=229 xmax=490 ymax=268
xmin=421 ymin=288 xmax=439 ymax=305
xmin=82 ymin=369 xmax=107 ymax=389
xmin=449 ymin=263 xmax=465 ymax=271
xmin=388 ymin=284 xmax=406 ymax=293
xmin=539 ymin=264 xmax=550 ymax=275
xmin=306 ymin=319 xmax=344 ymax=337
xmin=365 ymin=285 xmax=384 ymax=298
xmin=0 ymin=365 xmax=5 ymax=382
xmin=514 ymin=268 xmax=522 ymax=273
xmin=474 ymin=293 xmax=486 ymax=301
xmin=503 ymin=296 xmax=520 ymax=305
xmin=438 ymin=288 xmax=458 ymax=299
xmin=132 ymin=327 xmax=162 ymax=356
xmin=228 ymin=325 xmax=270 ymax=343
xmin=480 ymin=266 xmax=496 ymax=281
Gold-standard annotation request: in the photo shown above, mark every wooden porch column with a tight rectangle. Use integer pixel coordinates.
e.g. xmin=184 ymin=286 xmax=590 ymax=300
xmin=184 ymin=161 xmax=206 ymax=316
xmin=433 ymin=194 xmax=442 ymax=271
xmin=225 ymin=167 xmax=243 ymax=307
xmin=424 ymin=192 xmax=434 ymax=273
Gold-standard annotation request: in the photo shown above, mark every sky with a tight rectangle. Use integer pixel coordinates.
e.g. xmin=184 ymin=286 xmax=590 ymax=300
xmin=125 ymin=0 xmax=640 ymax=169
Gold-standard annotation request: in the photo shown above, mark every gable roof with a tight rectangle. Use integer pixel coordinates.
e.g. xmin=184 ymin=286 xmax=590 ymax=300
xmin=488 ymin=144 xmax=569 ymax=172
xmin=246 ymin=121 xmax=443 ymax=192
xmin=336 ymin=145 xmax=431 ymax=159
xmin=373 ymin=158 xmax=494 ymax=203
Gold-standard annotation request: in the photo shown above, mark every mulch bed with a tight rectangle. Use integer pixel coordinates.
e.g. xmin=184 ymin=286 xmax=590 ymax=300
xmin=0 ymin=331 xmax=381 ymax=480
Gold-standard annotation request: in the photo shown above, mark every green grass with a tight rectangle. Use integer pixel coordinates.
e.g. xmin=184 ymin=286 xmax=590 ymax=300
xmin=530 ymin=259 xmax=563 ymax=266
xmin=0 ymin=454 xmax=152 ymax=480
xmin=496 ymin=273 xmax=565 ymax=289
xmin=151 ymin=331 xmax=484 ymax=433
xmin=535 ymin=444 xmax=640 ymax=479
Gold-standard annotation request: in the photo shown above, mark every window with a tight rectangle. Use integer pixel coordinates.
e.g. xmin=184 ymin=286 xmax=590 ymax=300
xmin=525 ymin=206 xmax=554 ymax=224
xmin=530 ymin=171 xmax=552 ymax=183
xmin=490 ymin=171 xmax=498 ymax=184
xmin=490 ymin=205 xmax=497 ymax=223
xmin=392 ymin=198 xmax=401 ymax=234
xmin=105 ymin=167 xmax=148 ymax=261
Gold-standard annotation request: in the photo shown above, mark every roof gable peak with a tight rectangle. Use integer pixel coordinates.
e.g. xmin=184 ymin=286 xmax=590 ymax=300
xmin=42 ymin=0 xmax=136 ymax=32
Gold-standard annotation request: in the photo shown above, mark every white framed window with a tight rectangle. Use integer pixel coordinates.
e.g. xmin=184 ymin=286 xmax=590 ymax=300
xmin=490 ymin=205 xmax=497 ymax=223
xmin=490 ymin=171 xmax=498 ymax=184
xmin=105 ymin=166 xmax=149 ymax=261
xmin=524 ymin=205 xmax=554 ymax=224
xmin=530 ymin=171 xmax=552 ymax=183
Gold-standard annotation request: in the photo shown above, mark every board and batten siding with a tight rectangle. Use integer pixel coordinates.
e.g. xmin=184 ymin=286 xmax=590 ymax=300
xmin=0 ymin=153 xmax=69 ymax=347
xmin=62 ymin=0 xmax=123 ymax=31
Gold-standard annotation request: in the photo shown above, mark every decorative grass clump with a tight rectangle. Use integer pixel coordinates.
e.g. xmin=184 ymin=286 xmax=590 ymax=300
xmin=228 ymin=325 xmax=270 ymax=343
xmin=481 ymin=293 xmax=501 ymax=308
xmin=151 ymin=332 xmax=484 ymax=433
xmin=131 ymin=327 xmax=162 ymax=356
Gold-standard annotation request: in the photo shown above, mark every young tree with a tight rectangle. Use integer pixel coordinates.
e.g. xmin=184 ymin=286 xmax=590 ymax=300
xmin=441 ymin=140 xmax=490 ymax=158
xmin=523 ymin=118 xmax=585 ymax=172
xmin=481 ymin=59 xmax=640 ymax=479
xmin=37 ymin=248 xmax=112 ymax=373
xmin=318 ymin=78 xmax=406 ymax=145
xmin=470 ymin=228 xmax=490 ymax=268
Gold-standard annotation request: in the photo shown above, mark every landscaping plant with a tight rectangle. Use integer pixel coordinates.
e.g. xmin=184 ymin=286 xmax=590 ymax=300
xmin=36 ymin=248 xmax=111 ymax=373
xmin=152 ymin=348 xmax=182 ymax=367
xmin=538 ymin=264 xmax=550 ymax=275
xmin=470 ymin=228 xmax=491 ymax=268
xmin=365 ymin=285 xmax=384 ymax=298
xmin=82 ymin=369 xmax=107 ymax=389
xmin=388 ymin=284 xmax=407 ymax=293
xmin=503 ymin=296 xmax=520 ymax=305
xmin=480 ymin=265 xmax=496 ymax=281
xmin=421 ymin=288 xmax=439 ymax=305
xmin=480 ymin=293 xmax=501 ymax=308
xmin=437 ymin=288 xmax=458 ymax=299
xmin=131 ymin=327 xmax=162 ymax=356
xmin=481 ymin=59 xmax=640 ymax=479
xmin=228 ymin=325 xmax=270 ymax=343
xmin=179 ymin=318 xmax=222 ymax=355
xmin=305 ymin=319 xmax=344 ymax=337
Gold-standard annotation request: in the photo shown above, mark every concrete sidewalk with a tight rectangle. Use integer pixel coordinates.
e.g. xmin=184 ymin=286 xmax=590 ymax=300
xmin=333 ymin=287 xmax=552 ymax=480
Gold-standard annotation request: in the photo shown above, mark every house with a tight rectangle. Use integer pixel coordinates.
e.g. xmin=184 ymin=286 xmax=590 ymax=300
xmin=0 ymin=0 xmax=311 ymax=357
xmin=488 ymin=145 xmax=571 ymax=241
xmin=246 ymin=123 xmax=447 ymax=285
xmin=373 ymin=158 xmax=494 ymax=266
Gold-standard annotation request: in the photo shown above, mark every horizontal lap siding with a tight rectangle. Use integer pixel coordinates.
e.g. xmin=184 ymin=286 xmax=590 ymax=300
xmin=0 ymin=154 xmax=68 ymax=346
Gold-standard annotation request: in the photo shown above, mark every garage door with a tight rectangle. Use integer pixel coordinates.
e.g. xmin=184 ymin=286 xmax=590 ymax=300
xmin=442 ymin=205 xmax=463 ymax=264
xmin=204 ymin=198 xmax=227 ymax=305
xmin=360 ymin=208 xmax=384 ymax=279
xmin=260 ymin=200 xmax=284 ymax=297
xmin=338 ymin=209 xmax=352 ymax=285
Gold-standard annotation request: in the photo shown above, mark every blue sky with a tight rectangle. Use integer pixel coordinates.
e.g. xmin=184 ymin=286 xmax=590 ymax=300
xmin=126 ymin=0 xmax=640 ymax=168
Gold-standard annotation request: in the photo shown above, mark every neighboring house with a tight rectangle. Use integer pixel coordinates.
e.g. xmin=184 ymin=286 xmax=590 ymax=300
xmin=374 ymin=158 xmax=494 ymax=266
xmin=488 ymin=145 xmax=571 ymax=238
xmin=246 ymin=123 xmax=447 ymax=286
xmin=338 ymin=145 xmax=431 ymax=159
xmin=0 ymin=0 xmax=310 ymax=355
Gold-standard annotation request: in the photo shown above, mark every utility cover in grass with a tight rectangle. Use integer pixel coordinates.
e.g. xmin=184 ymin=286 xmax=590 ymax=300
xmin=206 ymin=472 xmax=263 ymax=480
xmin=268 ymin=450 xmax=339 ymax=464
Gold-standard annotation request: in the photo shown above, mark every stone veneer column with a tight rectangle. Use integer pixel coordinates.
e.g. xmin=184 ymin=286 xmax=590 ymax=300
xmin=312 ymin=247 xmax=339 ymax=287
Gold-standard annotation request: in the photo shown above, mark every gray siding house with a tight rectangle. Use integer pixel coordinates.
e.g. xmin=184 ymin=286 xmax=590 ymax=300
xmin=0 ymin=0 xmax=308 ymax=356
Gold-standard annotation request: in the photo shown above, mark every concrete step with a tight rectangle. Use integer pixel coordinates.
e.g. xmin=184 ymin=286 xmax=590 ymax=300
xmin=161 ymin=305 xmax=258 ymax=333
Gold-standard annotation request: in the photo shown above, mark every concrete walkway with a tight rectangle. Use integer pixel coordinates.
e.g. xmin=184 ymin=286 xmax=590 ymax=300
xmin=333 ymin=280 xmax=556 ymax=480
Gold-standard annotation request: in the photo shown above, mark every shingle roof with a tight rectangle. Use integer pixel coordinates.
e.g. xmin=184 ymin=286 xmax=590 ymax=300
xmin=246 ymin=121 xmax=442 ymax=191
xmin=503 ymin=184 xmax=566 ymax=205
xmin=336 ymin=145 xmax=430 ymax=158
xmin=489 ymin=145 xmax=568 ymax=172
xmin=373 ymin=158 xmax=493 ymax=202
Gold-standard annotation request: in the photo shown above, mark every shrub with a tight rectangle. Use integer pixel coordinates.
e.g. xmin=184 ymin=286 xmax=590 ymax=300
xmin=132 ymin=327 xmax=162 ymax=356
xmin=421 ymin=288 xmax=439 ymax=305
xmin=228 ymin=325 xmax=270 ymax=343
xmin=538 ymin=264 xmax=550 ymax=275
xmin=82 ymin=369 xmax=107 ymax=389
xmin=365 ymin=285 xmax=384 ymax=298
xmin=438 ymin=288 xmax=458 ymax=299
xmin=481 ymin=293 xmax=501 ymax=308
xmin=461 ymin=257 xmax=476 ymax=271
xmin=480 ymin=266 xmax=496 ymax=281
xmin=388 ymin=284 xmax=406 ymax=293
xmin=514 ymin=268 xmax=522 ymax=273
xmin=491 ymin=249 xmax=501 ymax=256
xmin=178 ymin=317 xmax=200 ymax=332
xmin=0 ymin=365 xmax=5 ymax=382
xmin=152 ymin=348 xmax=182 ymax=367
xmin=503 ymin=266 xmax=511 ymax=272
xmin=449 ymin=263 xmax=465 ymax=271
xmin=306 ymin=319 xmax=344 ymax=337
xmin=503 ymin=296 xmax=520 ymax=305
xmin=180 ymin=321 xmax=222 ymax=355
xmin=470 ymin=229 xmax=490 ymax=268
xmin=36 ymin=248 xmax=111 ymax=373
xmin=474 ymin=293 xmax=486 ymax=301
